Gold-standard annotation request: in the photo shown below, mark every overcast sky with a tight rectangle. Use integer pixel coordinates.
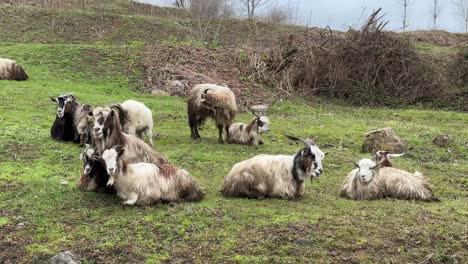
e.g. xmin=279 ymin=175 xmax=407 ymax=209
xmin=138 ymin=0 xmax=465 ymax=32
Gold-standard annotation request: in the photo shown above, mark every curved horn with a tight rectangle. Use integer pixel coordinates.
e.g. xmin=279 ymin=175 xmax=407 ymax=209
xmin=109 ymin=103 xmax=130 ymax=124
xmin=203 ymin=88 xmax=213 ymax=94
xmin=350 ymin=160 xmax=359 ymax=168
xmin=388 ymin=153 xmax=404 ymax=158
xmin=284 ymin=134 xmax=311 ymax=148
xmin=252 ymin=110 xmax=260 ymax=118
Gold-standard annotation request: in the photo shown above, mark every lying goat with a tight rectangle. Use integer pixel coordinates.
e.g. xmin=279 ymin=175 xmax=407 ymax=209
xmin=222 ymin=135 xmax=326 ymax=199
xmin=101 ymin=145 xmax=204 ymax=205
xmin=77 ymin=144 xmax=112 ymax=193
xmin=228 ymin=111 xmax=270 ymax=145
xmin=340 ymin=158 xmax=439 ymax=201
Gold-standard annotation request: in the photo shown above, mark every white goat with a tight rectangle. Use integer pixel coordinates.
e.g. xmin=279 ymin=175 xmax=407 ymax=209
xmin=222 ymin=135 xmax=326 ymax=199
xmin=101 ymin=146 xmax=204 ymax=205
xmin=228 ymin=111 xmax=270 ymax=146
xmin=120 ymin=100 xmax=154 ymax=146
xmin=340 ymin=158 xmax=439 ymax=201
xmin=0 ymin=58 xmax=28 ymax=80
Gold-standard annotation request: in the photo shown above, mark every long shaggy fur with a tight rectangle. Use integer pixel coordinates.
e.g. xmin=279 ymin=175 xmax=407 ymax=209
xmin=118 ymin=100 xmax=154 ymax=146
xmin=228 ymin=116 xmax=270 ymax=145
xmin=93 ymin=106 xmax=166 ymax=165
xmin=73 ymin=104 xmax=93 ymax=146
xmin=102 ymin=148 xmax=203 ymax=205
xmin=187 ymin=84 xmax=237 ymax=143
xmin=340 ymin=166 xmax=439 ymax=201
xmin=0 ymin=58 xmax=28 ymax=81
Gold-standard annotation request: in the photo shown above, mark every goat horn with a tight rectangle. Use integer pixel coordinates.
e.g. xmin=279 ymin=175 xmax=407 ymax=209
xmin=203 ymin=88 xmax=213 ymax=94
xmin=252 ymin=110 xmax=260 ymax=118
xmin=350 ymin=161 xmax=359 ymax=168
xmin=388 ymin=153 xmax=404 ymax=158
xmin=284 ymin=134 xmax=311 ymax=148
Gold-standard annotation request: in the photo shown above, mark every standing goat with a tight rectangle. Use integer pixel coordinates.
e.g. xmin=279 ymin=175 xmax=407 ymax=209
xmin=221 ymin=135 xmax=326 ymax=199
xmin=101 ymin=145 xmax=204 ymax=205
xmin=50 ymin=94 xmax=78 ymax=142
xmin=0 ymin=58 xmax=28 ymax=81
xmin=228 ymin=111 xmax=270 ymax=145
xmin=340 ymin=158 xmax=439 ymax=201
xmin=77 ymin=144 xmax=112 ymax=193
xmin=187 ymin=84 xmax=237 ymax=143
xmin=92 ymin=106 xmax=166 ymax=165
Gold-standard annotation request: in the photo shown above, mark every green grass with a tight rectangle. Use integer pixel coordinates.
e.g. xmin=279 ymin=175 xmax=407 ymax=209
xmin=0 ymin=44 xmax=467 ymax=263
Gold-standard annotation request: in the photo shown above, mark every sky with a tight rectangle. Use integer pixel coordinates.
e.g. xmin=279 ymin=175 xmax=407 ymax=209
xmin=137 ymin=0 xmax=466 ymax=32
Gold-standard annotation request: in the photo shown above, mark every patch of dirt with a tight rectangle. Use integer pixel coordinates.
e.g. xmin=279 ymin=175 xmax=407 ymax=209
xmin=0 ymin=142 xmax=39 ymax=163
xmin=0 ymin=209 xmax=30 ymax=264
xmin=137 ymin=44 xmax=285 ymax=110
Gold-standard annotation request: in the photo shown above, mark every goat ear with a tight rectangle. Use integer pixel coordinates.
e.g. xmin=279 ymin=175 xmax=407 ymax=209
xmin=79 ymin=153 xmax=84 ymax=160
xmin=50 ymin=96 xmax=57 ymax=102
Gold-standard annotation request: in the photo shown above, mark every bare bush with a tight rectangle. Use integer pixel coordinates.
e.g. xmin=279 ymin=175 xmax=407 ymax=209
xmin=190 ymin=0 xmax=234 ymax=19
xmin=259 ymin=9 xmax=443 ymax=106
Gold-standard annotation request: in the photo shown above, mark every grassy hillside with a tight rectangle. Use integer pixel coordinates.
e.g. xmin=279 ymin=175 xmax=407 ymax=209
xmin=0 ymin=44 xmax=467 ymax=263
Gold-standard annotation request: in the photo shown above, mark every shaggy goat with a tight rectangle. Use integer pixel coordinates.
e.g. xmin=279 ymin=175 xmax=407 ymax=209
xmin=221 ymin=135 xmax=326 ymax=199
xmin=73 ymin=104 xmax=93 ymax=146
xmin=92 ymin=106 xmax=167 ymax=165
xmin=187 ymin=84 xmax=237 ymax=143
xmin=101 ymin=145 xmax=204 ymax=205
xmin=77 ymin=144 xmax=112 ymax=193
xmin=117 ymin=100 xmax=154 ymax=146
xmin=340 ymin=158 xmax=439 ymax=201
xmin=228 ymin=111 xmax=270 ymax=145
xmin=0 ymin=58 xmax=28 ymax=81
xmin=50 ymin=94 xmax=78 ymax=142
xmin=373 ymin=150 xmax=404 ymax=167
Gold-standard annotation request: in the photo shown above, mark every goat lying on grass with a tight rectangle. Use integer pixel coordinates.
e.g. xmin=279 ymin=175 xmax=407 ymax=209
xmin=228 ymin=111 xmax=270 ymax=146
xmin=101 ymin=145 xmax=204 ymax=205
xmin=341 ymin=157 xmax=439 ymax=201
xmin=222 ymin=135 xmax=326 ymax=199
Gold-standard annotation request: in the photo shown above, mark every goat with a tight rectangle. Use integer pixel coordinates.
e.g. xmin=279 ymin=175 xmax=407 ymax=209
xmin=92 ymin=106 xmax=167 ymax=165
xmin=373 ymin=150 xmax=404 ymax=167
xmin=228 ymin=111 xmax=270 ymax=145
xmin=73 ymin=104 xmax=93 ymax=146
xmin=221 ymin=135 xmax=326 ymax=199
xmin=50 ymin=94 xmax=78 ymax=142
xmin=77 ymin=144 xmax=112 ymax=193
xmin=187 ymin=84 xmax=237 ymax=143
xmin=340 ymin=158 xmax=439 ymax=201
xmin=100 ymin=145 xmax=204 ymax=205
xmin=116 ymin=100 xmax=154 ymax=146
xmin=0 ymin=58 xmax=28 ymax=81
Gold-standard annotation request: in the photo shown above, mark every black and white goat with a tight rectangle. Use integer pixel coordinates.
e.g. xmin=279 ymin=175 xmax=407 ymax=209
xmin=187 ymin=84 xmax=237 ymax=143
xmin=100 ymin=145 xmax=204 ymax=205
xmin=228 ymin=111 xmax=270 ymax=145
xmin=77 ymin=144 xmax=112 ymax=193
xmin=221 ymin=135 xmax=326 ymax=199
xmin=50 ymin=94 xmax=78 ymax=142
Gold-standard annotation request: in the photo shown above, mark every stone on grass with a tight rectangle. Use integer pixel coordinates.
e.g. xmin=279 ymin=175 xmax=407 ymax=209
xmin=49 ymin=251 xmax=81 ymax=264
xmin=433 ymin=134 xmax=454 ymax=147
xmin=362 ymin=127 xmax=404 ymax=153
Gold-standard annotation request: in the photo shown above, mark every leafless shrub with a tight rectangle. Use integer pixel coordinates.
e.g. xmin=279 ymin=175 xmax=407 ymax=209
xmin=259 ymin=8 xmax=444 ymax=106
xmin=190 ymin=0 xmax=234 ymax=19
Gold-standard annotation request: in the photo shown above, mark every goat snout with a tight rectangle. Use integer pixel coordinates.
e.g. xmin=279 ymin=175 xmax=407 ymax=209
xmin=84 ymin=166 xmax=92 ymax=175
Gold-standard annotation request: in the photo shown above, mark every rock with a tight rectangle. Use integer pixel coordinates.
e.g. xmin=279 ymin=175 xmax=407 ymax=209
xmin=60 ymin=180 xmax=68 ymax=185
xmin=362 ymin=127 xmax=404 ymax=153
xmin=49 ymin=251 xmax=81 ymax=264
xmin=166 ymin=80 xmax=186 ymax=96
xmin=151 ymin=90 xmax=170 ymax=96
xmin=433 ymin=134 xmax=454 ymax=147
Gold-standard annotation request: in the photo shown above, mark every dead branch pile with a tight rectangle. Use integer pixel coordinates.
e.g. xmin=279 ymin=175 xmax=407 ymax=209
xmin=261 ymin=8 xmax=443 ymax=106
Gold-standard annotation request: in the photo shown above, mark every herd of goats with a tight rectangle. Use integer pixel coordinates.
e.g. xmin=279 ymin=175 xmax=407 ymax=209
xmin=2 ymin=58 xmax=440 ymax=206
